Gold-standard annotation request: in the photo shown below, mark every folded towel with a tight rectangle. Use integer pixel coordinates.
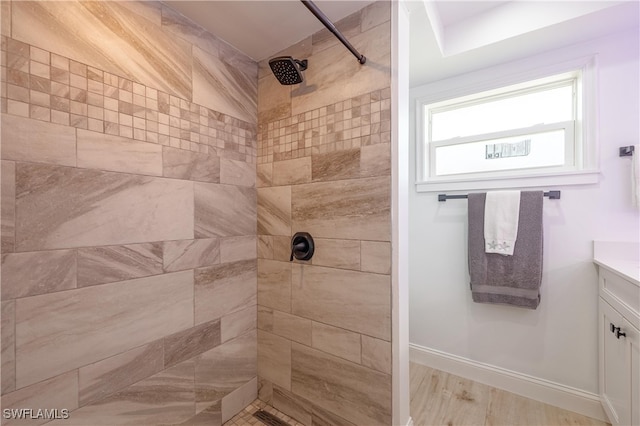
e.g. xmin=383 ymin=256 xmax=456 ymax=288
xmin=484 ymin=191 xmax=521 ymax=256
xmin=469 ymin=191 xmax=544 ymax=309
xmin=632 ymin=147 xmax=639 ymax=209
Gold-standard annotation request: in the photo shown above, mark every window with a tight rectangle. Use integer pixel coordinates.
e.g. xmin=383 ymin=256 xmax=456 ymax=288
xmin=415 ymin=58 xmax=599 ymax=192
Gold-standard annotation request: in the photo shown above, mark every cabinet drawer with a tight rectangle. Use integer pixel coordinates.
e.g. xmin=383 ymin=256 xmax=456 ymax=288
xmin=600 ymin=268 xmax=640 ymax=328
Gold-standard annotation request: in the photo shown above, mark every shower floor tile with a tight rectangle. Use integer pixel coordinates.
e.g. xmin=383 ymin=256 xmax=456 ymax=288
xmin=224 ymin=399 xmax=305 ymax=426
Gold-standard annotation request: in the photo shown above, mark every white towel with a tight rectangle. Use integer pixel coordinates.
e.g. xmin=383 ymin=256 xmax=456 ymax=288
xmin=632 ymin=146 xmax=639 ymax=209
xmin=484 ymin=191 xmax=521 ymax=256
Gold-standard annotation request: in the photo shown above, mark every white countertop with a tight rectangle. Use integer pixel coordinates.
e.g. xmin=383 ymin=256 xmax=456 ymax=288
xmin=593 ymin=241 xmax=640 ymax=285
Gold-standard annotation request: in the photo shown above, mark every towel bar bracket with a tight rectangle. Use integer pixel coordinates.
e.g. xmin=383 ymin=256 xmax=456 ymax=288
xmin=438 ymin=191 xmax=561 ymax=202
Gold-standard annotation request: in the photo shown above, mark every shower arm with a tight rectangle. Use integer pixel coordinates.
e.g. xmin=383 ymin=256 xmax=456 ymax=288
xmin=300 ymin=0 xmax=366 ymax=65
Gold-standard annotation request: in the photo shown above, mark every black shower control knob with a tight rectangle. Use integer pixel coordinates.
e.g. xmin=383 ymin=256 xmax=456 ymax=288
xmin=290 ymin=232 xmax=315 ymax=262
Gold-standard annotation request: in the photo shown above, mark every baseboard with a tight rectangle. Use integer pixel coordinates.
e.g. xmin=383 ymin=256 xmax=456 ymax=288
xmin=409 ymin=343 xmax=607 ymax=422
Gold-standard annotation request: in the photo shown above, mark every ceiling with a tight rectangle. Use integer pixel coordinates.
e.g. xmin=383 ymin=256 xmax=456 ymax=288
xmin=165 ymin=1 xmax=640 ymax=88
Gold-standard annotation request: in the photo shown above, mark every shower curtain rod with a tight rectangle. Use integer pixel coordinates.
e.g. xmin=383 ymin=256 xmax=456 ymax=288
xmin=438 ymin=191 xmax=561 ymax=202
xmin=300 ymin=0 xmax=366 ymax=64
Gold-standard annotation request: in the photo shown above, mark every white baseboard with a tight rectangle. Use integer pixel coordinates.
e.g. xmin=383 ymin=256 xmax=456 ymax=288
xmin=409 ymin=343 xmax=607 ymax=422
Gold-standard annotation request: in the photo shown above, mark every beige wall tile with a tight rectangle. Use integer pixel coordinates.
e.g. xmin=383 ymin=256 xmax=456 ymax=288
xmin=292 ymin=264 xmax=390 ymax=340
xmin=258 ymin=377 xmax=273 ymax=404
xmin=160 ymin=5 xmax=219 ymax=57
xmin=273 ymin=311 xmax=312 ymax=346
xmin=312 ymin=403 xmax=357 ymax=426
xmin=257 ymin=163 xmax=273 ymax=188
xmin=164 ymin=238 xmax=220 ymax=272
xmin=220 ymin=158 xmax=255 ymax=187
xmin=221 ymin=305 xmax=257 ymax=343
xmin=2 ymin=250 xmax=76 ymax=299
xmin=272 ymin=236 xmax=291 ymax=262
xmin=258 ymin=330 xmax=291 ymax=391
xmin=291 ymin=343 xmax=391 ymax=426
xmin=164 ymin=319 xmax=221 ymax=367
xmin=360 ymin=240 xmax=391 ymax=274
xmin=1 ymin=114 xmax=76 ymax=167
xmin=258 ymin=259 xmax=291 ymax=313
xmin=1 ymin=0 xmax=10 ymax=37
xmin=272 ymin=157 xmax=312 ymax=186
xmin=257 ymin=306 xmax=274 ymax=333
xmin=163 ymin=146 xmax=221 ymax=183
xmin=15 ymin=270 xmax=194 ymax=388
xmin=15 ymin=163 xmax=194 ymax=251
xmin=312 ymin=10 xmax=361 ymax=54
xmin=257 ymin=186 xmax=291 ymax=236
xmin=195 ymin=330 xmax=257 ymax=412
xmin=273 ymin=385 xmax=313 ymax=425
xmin=1 ymin=300 xmax=15 ymax=394
xmin=360 ymin=142 xmax=390 ymax=178
xmin=311 ymin=322 xmax=361 ymax=364
xmin=1 ymin=160 xmax=15 ymax=253
xmin=291 ymin=176 xmax=390 ymax=241
xmin=119 ymin=1 xmax=162 ymax=26
xmin=221 ymin=377 xmax=257 ymax=423
xmin=312 ymin=149 xmax=361 ymax=182
xmin=257 ymin=235 xmax=273 ymax=259
xmin=195 ymin=182 xmax=256 ymax=238
xmin=219 ymin=40 xmax=258 ymax=82
xmin=194 ymin=259 xmax=257 ymax=325
xmin=361 ymin=335 xmax=391 ymax=374
xmin=311 ymin=238 xmax=360 ymax=270
xmin=77 ymin=129 xmax=163 ymax=176
xmin=180 ymin=400 xmax=222 ymax=426
xmin=78 ymin=243 xmax=163 ymax=287
xmin=257 ymin=75 xmax=291 ymax=124
xmin=220 ymin=235 xmax=257 ymax=263
xmin=1 ymin=370 xmax=78 ymax=426
xmin=79 ymin=340 xmax=164 ymax=407
xmin=361 ymin=1 xmax=391 ymax=32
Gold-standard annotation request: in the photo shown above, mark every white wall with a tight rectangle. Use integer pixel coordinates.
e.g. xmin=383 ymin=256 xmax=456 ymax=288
xmin=408 ymin=28 xmax=639 ymax=395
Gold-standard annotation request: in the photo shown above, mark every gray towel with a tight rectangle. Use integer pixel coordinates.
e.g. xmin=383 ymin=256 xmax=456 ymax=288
xmin=468 ymin=191 xmax=543 ymax=309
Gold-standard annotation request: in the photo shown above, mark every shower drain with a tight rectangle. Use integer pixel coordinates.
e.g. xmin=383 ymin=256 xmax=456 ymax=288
xmin=253 ymin=409 xmax=291 ymax=426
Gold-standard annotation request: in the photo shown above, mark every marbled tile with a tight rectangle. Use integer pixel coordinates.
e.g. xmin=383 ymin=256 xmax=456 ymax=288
xmin=311 ymin=322 xmax=361 ymax=364
xmin=164 ymin=238 xmax=220 ymax=272
xmin=269 ymin=310 xmax=312 ymax=346
xmin=2 ymin=250 xmax=76 ymax=299
xmin=179 ymin=400 xmax=221 ymax=426
xmin=164 ymin=319 xmax=221 ymax=367
xmin=258 ymin=72 xmax=291 ymax=123
xmin=292 ymin=264 xmax=390 ymax=340
xmin=1 ymin=300 xmax=15 ymax=394
xmin=271 ymin=236 xmax=291 ymax=262
xmin=119 ymin=1 xmax=162 ymax=27
xmin=163 ymin=146 xmax=220 ymax=183
xmin=221 ymin=305 xmax=257 ymax=343
xmin=292 ymin=176 xmax=390 ymax=241
xmin=15 ymin=270 xmax=194 ymax=388
xmin=194 ymin=259 xmax=257 ymax=325
xmin=16 ymin=163 xmax=194 ymax=251
xmin=258 ymin=306 xmax=274 ymax=332
xmin=1 ymin=160 xmax=15 ymax=253
xmin=258 ymin=330 xmax=291 ymax=391
xmin=78 ymin=340 xmax=164 ymax=407
xmin=291 ymin=23 xmax=390 ymax=116
xmin=272 ymin=157 xmax=312 ymax=186
xmin=360 ymin=142 xmax=390 ymax=178
xmin=258 ymin=377 xmax=273 ymax=404
xmin=220 ymin=235 xmax=257 ymax=263
xmin=311 ymin=238 xmax=360 ymax=270
xmin=219 ymin=40 xmax=258 ymax=83
xmin=257 ymin=163 xmax=273 ymax=188
xmin=195 ymin=330 xmax=257 ymax=412
xmin=312 ymin=148 xmax=361 ymax=182
xmin=258 ymin=259 xmax=291 ymax=313
xmin=221 ymin=377 xmax=257 ymax=423
xmin=12 ymin=1 xmax=193 ymax=100
xmin=361 ymin=240 xmax=391 ymax=274
xmin=273 ymin=385 xmax=313 ymax=425
xmin=291 ymin=343 xmax=391 ymax=426
xmin=77 ymin=242 xmax=163 ymax=287
xmin=195 ymin=182 xmax=256 ymax=238
xmin=257 ymin=235 xmax=273 ymax=259
xmin=312 ymin=9 xmax=361 ymax=55
xmin=52 ymin=360 xmax=195 ymax=426
xmin=77 ymin=129 xmax=163 ymax=176
xmin=1 ymin=114 xmax=76 ymax=167
xmin=361 ymin=1 xmax=391 ymax=32
xmin=311 ymin=402 xmax=358 ymax=426
xmin=1 ymin=0 xmax=10 ymax=36
xmin=257 ymin=186 xmax=291 ymax=236
xmin=220 ymin=158 xmax=255 ymax=187
xmin=361 ymin=335 xmax=391 ymax=374
xmin=1 ymin=370 xmax=78 ymax=426
xmin=192 ymin=47 xmax=257 ymax=124
xmin=161 ymin=4 xmax=219 ymax=57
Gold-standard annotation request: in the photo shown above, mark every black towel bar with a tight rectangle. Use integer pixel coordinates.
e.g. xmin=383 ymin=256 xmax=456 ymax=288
xmin=438 ymin=190 xmax=561 ymax=202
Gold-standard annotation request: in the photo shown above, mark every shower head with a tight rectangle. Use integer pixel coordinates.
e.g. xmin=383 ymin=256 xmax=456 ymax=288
xmin=269 ymin=56 xmax=308 ymax=85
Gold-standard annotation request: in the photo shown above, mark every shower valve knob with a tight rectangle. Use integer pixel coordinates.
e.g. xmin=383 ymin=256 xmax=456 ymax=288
xmin=290 ymin=232 xmax=314 ymax=262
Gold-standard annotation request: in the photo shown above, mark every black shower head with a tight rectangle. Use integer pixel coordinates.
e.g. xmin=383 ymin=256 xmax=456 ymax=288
xmin=269 ymin=56 xmax=308 ymax=85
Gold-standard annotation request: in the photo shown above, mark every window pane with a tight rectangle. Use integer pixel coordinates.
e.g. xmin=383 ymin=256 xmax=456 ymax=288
xmin=434 ymin=130 xmax=566 ymax=176
xmin=430 ymin=84 xmax=573 ymax=141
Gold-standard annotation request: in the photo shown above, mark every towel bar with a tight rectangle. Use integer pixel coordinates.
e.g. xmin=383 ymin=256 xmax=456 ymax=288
xmin=438 ymin=191 xmax=561 ymax=202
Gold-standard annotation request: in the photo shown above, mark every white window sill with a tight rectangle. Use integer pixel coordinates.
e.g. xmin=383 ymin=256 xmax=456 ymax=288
xmin=415 ymin=169 xmax=600 ymax=193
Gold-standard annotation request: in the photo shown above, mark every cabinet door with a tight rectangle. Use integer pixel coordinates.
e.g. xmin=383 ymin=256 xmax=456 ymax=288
xmin=599 ymin=299 xmax=630 ymax=425
xmin=623 ymin=317 xmax=639 ymax=426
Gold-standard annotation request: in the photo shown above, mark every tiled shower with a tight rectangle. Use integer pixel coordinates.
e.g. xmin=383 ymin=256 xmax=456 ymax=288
xmin=0 ymin=1 xmax=392 ymax=425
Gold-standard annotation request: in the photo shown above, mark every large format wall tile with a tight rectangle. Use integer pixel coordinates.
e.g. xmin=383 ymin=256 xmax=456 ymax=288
xmin=257 ymin=259 xmax=291 ymax=313
xmin=195 ymin=182 xmax=256 ymax=238
xmin=15 ymin=163 xmax=194 ymax=251
xmin=1 ymin=160 xmax=15 ymax=253
xmin=292 ymin=176 xmax=390 ymax=241
xmin=311 ymin=238 xmax=360 ymax=270
xmin=164 ymin=319 xmax=221 ymax=368
xmin=291 ymin=343 xmax=391 ymax=426
xmin=311 ymin=322 xmax=361 ymax=364
xmin=2 ymin=249 xmax=76 ymax=299
xmin=160 ymin=4 xmax=219 ymax=57
xmin=77 ymin=243 xmax=163 ymax=287
xmin=219 ymin=235 xmax=257 ymax=263
xmin=12 ymin=1 xmax=193 ymax=100
xmin=163 ymin=146 xmax=221 ymax=183
xmin=15 ymin=270 xmax=194 ymax=388
xmin=292 ymin=264 xmax=390 ymax=340
xmin=221 ymin=377 xmax=257 ymax=423
xmin=1 ymin=300 xmax=15 ymax=394
xmin=220 ymin=159 xmax=256 ymax=187
xmin=221 ymin=305 xmax=257 ymax=343
xmin=164 ymin=238 xmax=220 ymax=272
xmin=257 ymin=186 xmax=291 ymax=236
xmin=258 ymin=330 xmax=291 ymax=391
xmin=311 ymin=148 xmax=361 ymax=182
xmin=272 ymin=157 xmax=312 ymax=186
